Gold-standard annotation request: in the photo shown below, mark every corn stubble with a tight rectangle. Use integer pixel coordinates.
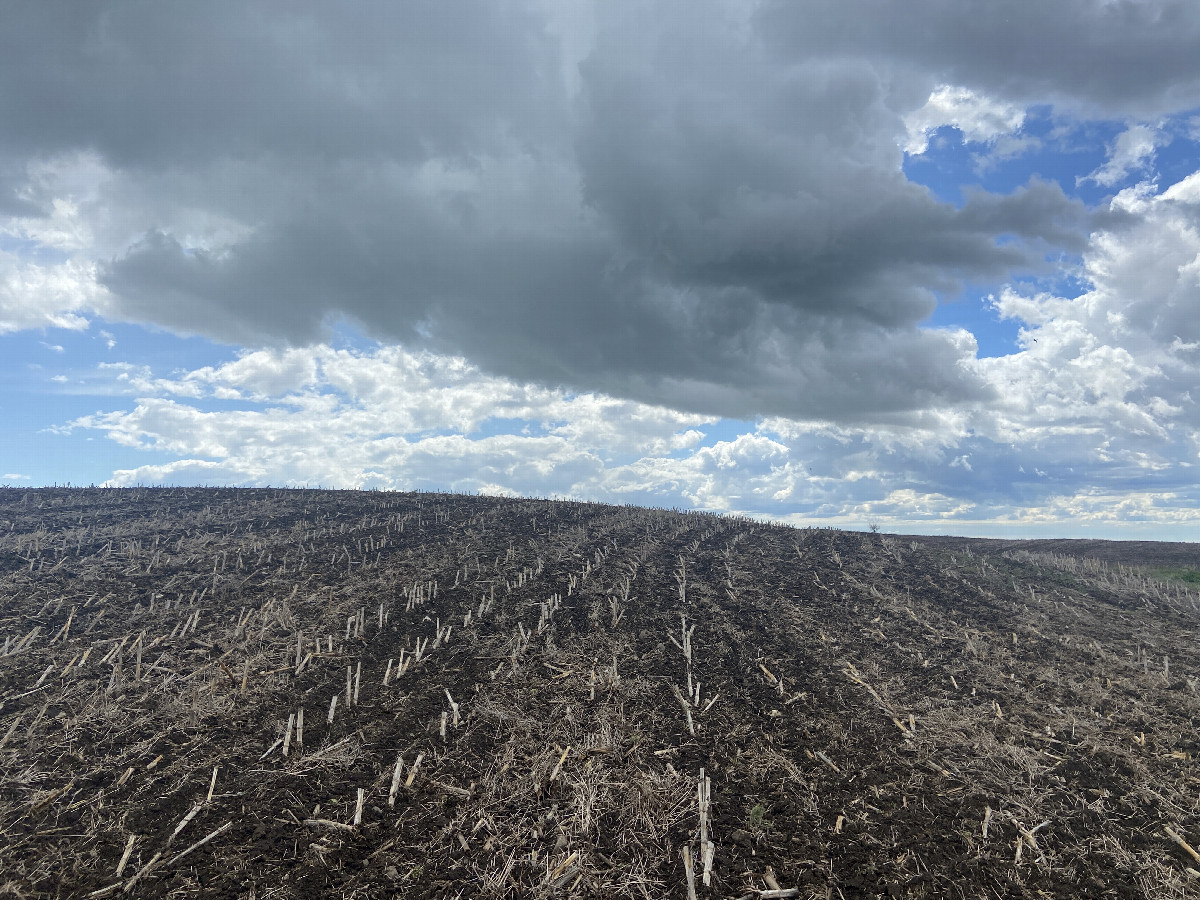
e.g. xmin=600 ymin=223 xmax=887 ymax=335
xmin=0 ymin=487 xmax=1199 ymax=898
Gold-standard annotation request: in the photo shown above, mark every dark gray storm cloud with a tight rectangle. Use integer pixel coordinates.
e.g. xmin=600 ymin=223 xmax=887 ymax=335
xmin=0 ymin=1 xmax=563 ymax=168
xmin=6 ymin=0 xmax=1200 ymax=421
xmin=756 ymin=0 xmax=1200 ymax=118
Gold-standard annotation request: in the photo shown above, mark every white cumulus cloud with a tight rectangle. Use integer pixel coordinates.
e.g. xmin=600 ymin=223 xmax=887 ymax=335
xmin=1080 ymin=123 xmax=1162 ymax=187
xmin=903 ymin=85 xmax=1027 ymax=154
xmin=0 ymin=251 xmax=105 ymax=333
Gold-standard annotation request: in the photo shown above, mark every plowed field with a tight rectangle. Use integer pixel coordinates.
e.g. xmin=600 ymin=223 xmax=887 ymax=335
xmin=1 ymin=488 xmax=1198 ymax=898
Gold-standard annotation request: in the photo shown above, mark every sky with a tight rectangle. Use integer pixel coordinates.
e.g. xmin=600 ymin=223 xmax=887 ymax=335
xmin=2 ymin=0 xmax=1200 ymax=540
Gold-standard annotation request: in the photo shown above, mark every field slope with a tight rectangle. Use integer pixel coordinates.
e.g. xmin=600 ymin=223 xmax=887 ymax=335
xmin=1 ymin=488 xmax=1198 ymax=898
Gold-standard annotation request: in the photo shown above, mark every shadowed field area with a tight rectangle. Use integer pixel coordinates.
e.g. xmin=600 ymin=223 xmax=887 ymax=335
xmin=1 ymin=488 xmax=1198 ymax=898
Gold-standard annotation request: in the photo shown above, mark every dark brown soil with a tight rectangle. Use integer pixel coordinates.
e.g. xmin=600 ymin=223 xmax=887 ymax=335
xmin=1 ymin=488 xmax=1198 ymax=899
